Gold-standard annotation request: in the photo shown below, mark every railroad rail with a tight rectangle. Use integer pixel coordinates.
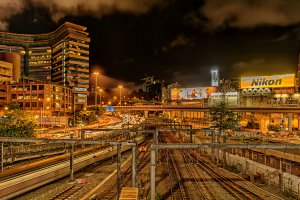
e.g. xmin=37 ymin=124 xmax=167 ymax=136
xmin=95 ymin=141 xmax=152 ymax=199
xmin=158 ymin=132 xmax=282 ymax=200
xmin=0 ymin=136 xmax=146 ymax=200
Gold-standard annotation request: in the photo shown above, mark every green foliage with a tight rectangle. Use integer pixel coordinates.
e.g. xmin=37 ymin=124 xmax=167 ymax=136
xmin=86 ymin=106 xmax=105 ymax=116
xmin=0 ymin=108 xmax=38 ymax=140
xmin=155 ymin=193 xmax=163 ymax=200
xmin=71 ymin=106 xmax=105 ymax=126
xmin=225 ymin=164 xmax=241 ymax=174
xmin=209 ymin=101 xmax=239 ymax=134
xmin=267 ymin=124 xmax=280 ymax=132
xmin=246 ymin=116 xmax=260 ymax=129
xmin=283 ymin=189 xmax=297 ymax=199
xmin=5 ymin=103 xmax=21 ymax=111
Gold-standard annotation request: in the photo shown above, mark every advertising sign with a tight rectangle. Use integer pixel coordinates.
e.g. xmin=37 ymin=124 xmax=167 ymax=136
xmin=170 ymin=88 xmax=187 ymax=100
xmin=211 ymin=69 xmax=219 ymax=87
xmin=241 ymin=74 xmax=295 ymax=89
xmin=209 ymin=92 xmax=239 ymax=106
xmin=171 ymin=87 xmax=216 ymax=100
xmin=106 ymin=106 xmax=115 ymax=112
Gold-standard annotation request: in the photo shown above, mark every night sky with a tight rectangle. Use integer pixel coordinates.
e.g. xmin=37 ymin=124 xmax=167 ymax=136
xmin=2 ymin=0 xmax=300 ymax=90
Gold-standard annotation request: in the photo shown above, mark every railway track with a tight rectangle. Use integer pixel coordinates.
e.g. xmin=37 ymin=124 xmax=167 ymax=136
xmin=0 ymin=135 xmax=146 ymax=200
xmin=94 ymin=141 xmax=152 ymax=199
xmin=161 ymin=132 xmax=281 ymax=200
xmin=181 ymin=149 xmax=217 ymax=200
xmin=166 ymin=150 xmax=187 ymax=199
xmin=50 ymin=185 xmax=83 ymax=200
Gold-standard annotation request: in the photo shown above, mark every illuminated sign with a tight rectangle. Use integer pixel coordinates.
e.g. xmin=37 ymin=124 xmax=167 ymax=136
xmin=241 ymin=88 xmax=272 ymax=96
xmin=106 ymin=106 xmax=115 ymax=112
xmin=241 ymin=74 xmax=295 ymax=89
xmin=209 ymin=92 xmax=239 ymax=106
xmin=211 ymin=69 xmax=219 ymax=87
xmin=170 ymin=88 xmax=187 ymax=100
xmin=73 ymin=87 xmax=87 ymax=91
xmin=171 ymin=87 xmax=216 ymax=100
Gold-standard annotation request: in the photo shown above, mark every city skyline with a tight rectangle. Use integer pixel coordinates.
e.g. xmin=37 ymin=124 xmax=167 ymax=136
xmin=1 ymin=0 xmax=300 ymax=89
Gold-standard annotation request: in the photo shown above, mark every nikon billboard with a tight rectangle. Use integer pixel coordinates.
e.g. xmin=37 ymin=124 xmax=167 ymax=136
xmin=241 ymin=74 xmax=295 ymax=89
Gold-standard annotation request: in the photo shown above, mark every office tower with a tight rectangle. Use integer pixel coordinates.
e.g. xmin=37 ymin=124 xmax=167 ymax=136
xmin=0 ymin=22 xmax=90 ymax=109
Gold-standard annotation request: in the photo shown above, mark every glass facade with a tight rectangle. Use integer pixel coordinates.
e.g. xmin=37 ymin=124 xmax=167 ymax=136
xmin=0 ymin=22 xmax=90 ymax=108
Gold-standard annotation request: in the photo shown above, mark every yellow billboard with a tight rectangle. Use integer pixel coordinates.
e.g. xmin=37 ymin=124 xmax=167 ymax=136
xmin=241 ymin=74 xmax=295 ymax=89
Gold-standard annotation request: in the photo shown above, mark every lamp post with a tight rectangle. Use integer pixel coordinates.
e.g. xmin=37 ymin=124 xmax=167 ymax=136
xmin=94 ymin=72 xmax=99 ymax=106
xmin=38 ymin=98 xmax=42 ymax=128
xmin=46 ymin=97 xmax=50 ymax=128
xmin=118 ymin=85 xmax=123 ymax=106
xmin=99 ymin=88 xmax=103 ymax=107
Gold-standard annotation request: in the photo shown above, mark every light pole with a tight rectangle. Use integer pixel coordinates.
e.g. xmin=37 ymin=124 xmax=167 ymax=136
xmin=118 ymin=85 xmax=123 ymax=106
xmin=46 ymin=97 xmax=50 ymax=128
xmin=94 ymin=72 xmax=99 ymax=106
xmin=99 ymin=88 xmax=103 ymax=107
xmin=38 ymin=98 xmax=42 ymax=128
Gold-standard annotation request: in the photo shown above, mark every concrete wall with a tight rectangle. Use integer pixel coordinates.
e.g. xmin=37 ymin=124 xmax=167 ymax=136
xmin=224 ymin=152 xmax=300 ymax=197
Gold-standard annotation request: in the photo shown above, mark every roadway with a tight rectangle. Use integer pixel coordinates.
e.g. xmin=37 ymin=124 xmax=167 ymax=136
xmin=115 ymin=105 xmax=300 ymax=113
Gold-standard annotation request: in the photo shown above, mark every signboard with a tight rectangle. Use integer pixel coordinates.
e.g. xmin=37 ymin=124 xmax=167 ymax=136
xmin=241 ymin=74 xmax=295 ymax=89
xmin=171 ymin=87 xmax=216 ymax=100
xmin=106 ymin=106 xmax=115 ymax=112
xmin=209 ymin=92 xmax=239 ymax=106
xmin=170 ymin=88 xmax=187 ymax=100
xmin=241 ymin=88 xmax=272 ymax=96
xmin=211 ymin=69 xmax=219 ymax=87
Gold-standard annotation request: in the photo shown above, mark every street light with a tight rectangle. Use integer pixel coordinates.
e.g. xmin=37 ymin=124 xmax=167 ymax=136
xmin=118 ymin=85 xmax=123 ymax=106
xmin=94 ymin=72 xmax=99 ymax=106
xmin=99 ymin=88 xmax=103 ymax=107
xmin=38 ymin=98 xmax=42 ymax=128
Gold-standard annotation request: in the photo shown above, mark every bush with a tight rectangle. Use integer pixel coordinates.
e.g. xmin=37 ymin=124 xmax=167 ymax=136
xmin=267 ymin=124 xmax=280 ymax=132
xmin=246 ymin=116 xmax=260 ymax=129
xmin=225 ymin=164 xmax=241 ymax=174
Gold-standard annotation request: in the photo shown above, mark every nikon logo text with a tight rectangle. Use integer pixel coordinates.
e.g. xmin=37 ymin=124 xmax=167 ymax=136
xmin=251 ymin=78 xmax=282 ymax=86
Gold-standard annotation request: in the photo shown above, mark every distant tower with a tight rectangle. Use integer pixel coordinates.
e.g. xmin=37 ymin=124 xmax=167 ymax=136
xmin=210 ymin=67 xmax=220 ymax=87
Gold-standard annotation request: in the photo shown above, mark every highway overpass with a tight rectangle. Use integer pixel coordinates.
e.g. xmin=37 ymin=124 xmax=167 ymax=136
xmin=115 ymin=105 xmax=300 ymax=113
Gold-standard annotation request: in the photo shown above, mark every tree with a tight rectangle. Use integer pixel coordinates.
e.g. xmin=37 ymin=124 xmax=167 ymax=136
xmin=209 ymin=101 xmax=239 ymax=141
xmin=246 ymin=116 xmax=260 ymax=129
xmin=70 ymin=107 xmax=104 ymax=126
xmin=0 ymin=105 xmax=38 ymax=139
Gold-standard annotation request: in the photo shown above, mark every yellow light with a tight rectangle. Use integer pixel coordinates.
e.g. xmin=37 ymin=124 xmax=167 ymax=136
xmin=274 ymin=94 xmax=281 ymax=98
xmin=281 ymin=94 xmax=288 ymax=98
xmin=294 ymin=93 xmax=300 ymax=97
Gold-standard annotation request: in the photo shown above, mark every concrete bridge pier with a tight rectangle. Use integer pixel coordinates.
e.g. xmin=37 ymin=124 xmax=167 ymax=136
xmin=288 ymin=114 xmax=292 ymax=132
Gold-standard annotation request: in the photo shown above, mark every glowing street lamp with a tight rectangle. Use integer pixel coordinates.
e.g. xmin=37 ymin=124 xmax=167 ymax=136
xmin=38 ymin=98 xmax=43 ymax=128
xmin=99 ymin=88 xmax=103 ymax=107
xmin=94 ymin=72 xmax=99 ymax=105
xmin=118 ymin=85 xmax=123 ymax=106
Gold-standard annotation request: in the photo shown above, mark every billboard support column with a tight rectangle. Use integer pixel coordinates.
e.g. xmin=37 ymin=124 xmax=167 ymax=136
xmin=288 ymin=114 xmax=292 ymax=132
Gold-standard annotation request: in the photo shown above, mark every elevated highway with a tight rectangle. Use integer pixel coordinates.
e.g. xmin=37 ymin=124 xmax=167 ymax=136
xmin=115 ymin=105 xmax=300 ymax=113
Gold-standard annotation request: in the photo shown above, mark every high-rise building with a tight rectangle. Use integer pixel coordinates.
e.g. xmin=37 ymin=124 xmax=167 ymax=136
xmin=0 ymin=52 xmax=21 ymax=82
xmin=0 ymin=22 xmax=90 ymax=109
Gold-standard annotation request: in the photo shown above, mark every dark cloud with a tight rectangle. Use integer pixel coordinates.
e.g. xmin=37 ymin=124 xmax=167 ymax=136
xmin=0 ymin=0 xmax=164 ymax=30
xmin=276 ymin=26 xmax=300 ymax=41
xmin=0 ymin=0 xmax=25 ymax=30
xmin=2 ymin=0 xmax=300 ymax=89
xmin=170 ymin=34 xmax=193 ymax=48
xmin=158 ymin=34 xmax=193 ymax=53
xmin=201 ymin=0 xmax=300 ymax=29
